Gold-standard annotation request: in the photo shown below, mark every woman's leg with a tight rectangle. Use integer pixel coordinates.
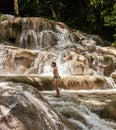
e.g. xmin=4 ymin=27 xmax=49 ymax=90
xmin=54 ymin=79 xmax=60 ymax=96
xmin=56 ymin=79 xmax=60 ymax=96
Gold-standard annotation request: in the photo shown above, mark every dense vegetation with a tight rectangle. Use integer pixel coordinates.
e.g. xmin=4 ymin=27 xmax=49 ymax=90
xmin=0 ymin=0 xmax=116 ymax=44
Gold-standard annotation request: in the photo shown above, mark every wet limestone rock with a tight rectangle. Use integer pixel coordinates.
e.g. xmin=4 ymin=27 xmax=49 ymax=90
xmin=61 ymin=75 xmax=113 ymax=90
xmin=0 ymin=75 xmax=114 ymax=91
xmin=111 ymin=71 xmax=116 ymax=80
xmin=0 ymin=16 xmax=116 ymax=77
xmin=76 ymin=91 xmax=116 ymax=121
xmin=41 ymin=90 xmax=116 ymax=129
xmin=0 ymin=82 xmax=76 ymax=130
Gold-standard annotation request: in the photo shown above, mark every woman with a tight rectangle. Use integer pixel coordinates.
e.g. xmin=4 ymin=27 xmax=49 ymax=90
xmin=51 ymin=62 xmax=61 ymax=97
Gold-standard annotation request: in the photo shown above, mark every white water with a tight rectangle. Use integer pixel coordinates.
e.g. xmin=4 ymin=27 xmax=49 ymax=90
xmin=0 ymin=16 xmax=116 ymax=129
xmin=105 ymin=77 xmax=116 ymax=88
xmin=19 ymin=29 xmax=39 ymax=50
xmin=0 ymin=82 xmax=67 ymax=130
xmin=41 ymin=90 xmax=116 ymax=130
xmin=42 ymin=89 xmax=116 ymax=94
xmin=71 ymin=105 xmax=116 ymax=130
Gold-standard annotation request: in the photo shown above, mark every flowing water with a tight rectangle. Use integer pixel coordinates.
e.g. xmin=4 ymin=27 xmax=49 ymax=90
xmin=0 ymin=15 xmax=116 ymax=129
xmin=0 ymin=81 xmax=71 ymax=130
xmin=41 ymin=90 xmax=116 ymax=130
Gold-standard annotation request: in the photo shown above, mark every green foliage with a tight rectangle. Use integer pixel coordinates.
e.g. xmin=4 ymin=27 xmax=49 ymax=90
xmin=38 ymin=0 xmax=64 ymax=20
xmin=19 ymin=0 xmax=40 ymax=16
xmin=90 ymin=0 xmax=104 ymax=7
xmin=104 ymin=3 xmax=116 ymax=42
xmin=0 ymin=15 xmax=8 ymax=21
xmin=112 ymin=42 xmax=116 ymax=47
xmin=103 ymin=3 xmax=116 ymax=26
xmin=0 ymin=0 xmax=115 ymax=43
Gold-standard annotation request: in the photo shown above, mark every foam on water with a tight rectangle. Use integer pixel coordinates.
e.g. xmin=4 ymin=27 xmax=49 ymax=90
xmin=19 ymin=29 xmax=39 ymax=50
xmin=0 ymin=82 xmax=67 ymax=130
xmin=105 ymin=77 xmax=116 ymax=88
xmin=69 ymin=106 xmax=115 ymax=130
xmin=69 ymin=118 xmax=89 ymax=130
xmin=41 ymin=90 xmax=116 ymax=130
xmin=42 ymin=88 xmax=116 ymax=94
xmin=72 ymin=105 xmax=116 ymax=130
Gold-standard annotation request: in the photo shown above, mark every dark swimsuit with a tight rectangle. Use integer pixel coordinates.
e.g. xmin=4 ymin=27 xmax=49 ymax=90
xmin=54 ymin=76 xmax=60 ymax=79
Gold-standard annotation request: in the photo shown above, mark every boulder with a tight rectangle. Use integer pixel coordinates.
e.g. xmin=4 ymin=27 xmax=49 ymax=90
xmin=0 ymin=75 xmax=114 ymax=91
xmin=41 ymin=90 xmax=116 ymax=129
xmin=0 ymin=81 xmax=77 ymax=130
xmin=110 ymin=72 xmax=116 ymax=80
xmin=61 ymin=75 xmax=113 ymax=90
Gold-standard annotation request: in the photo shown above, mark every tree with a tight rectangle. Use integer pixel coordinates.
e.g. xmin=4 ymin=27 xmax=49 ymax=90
xmin=85 ymin=0 xmax=115 ymax=42
xmin=104 ymin=3 xmax=116 ymax=44
xmin=14 ymin=0 xmax=19 ymax=15
xmin=0 ymin=0 xmax=115 ymax=43
xmin=38 ymin=0 xmax=64 ymax=20
xmin=19 ymin=0 xmax=39 ymax=16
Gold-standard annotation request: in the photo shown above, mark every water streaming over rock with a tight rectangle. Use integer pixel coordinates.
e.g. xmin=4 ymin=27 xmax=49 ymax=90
xmin=41 ymin=90 xmax=116 ymax=130
xmin=0 ymin=15 xmax=116 ymax=129
xmin=0 ymin=82 xmax=77 ymax=130
xmin=0 ymin=17 xmax=116 ymax=76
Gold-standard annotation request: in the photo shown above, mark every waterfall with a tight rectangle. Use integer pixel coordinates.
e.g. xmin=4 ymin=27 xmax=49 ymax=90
xmin=41 ymin=90 xmax=116 ymax=130
xmin=19 ymin=29 xmax=39 ymax=50
xmin=0 ymin=16 xmax=116 ymax=129
xmin=0 ymin=15 xmax=116 ymax=87
xmin=104 ymin=77 xmax=116 ymax=88
xmin=0 ymin=82 xmax=71 ymax=130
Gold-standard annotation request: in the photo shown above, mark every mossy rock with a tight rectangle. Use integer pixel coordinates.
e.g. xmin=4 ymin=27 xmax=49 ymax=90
xmin=112 ymin=42 xmax=116 ymax=47
xmin=0 ymin=15 xmax=9 ymax=22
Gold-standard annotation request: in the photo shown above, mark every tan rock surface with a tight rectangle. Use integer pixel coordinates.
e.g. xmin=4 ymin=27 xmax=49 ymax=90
xmin=0 ymin=82 xmax=77 ymax=130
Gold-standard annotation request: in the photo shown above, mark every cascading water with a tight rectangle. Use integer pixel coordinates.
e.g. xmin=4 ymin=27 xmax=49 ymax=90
xmin=41 ymin=90 xmax=116 ymax=130
xmin=19 ymin=29 xmax=39 ymax=50
xmin=0 ymin=15 xmax=116 ymax=129
xmin=0 ymin=17 xmax=116 ymax=76
xmin=0 ymin=82 xmax=75 ymax=130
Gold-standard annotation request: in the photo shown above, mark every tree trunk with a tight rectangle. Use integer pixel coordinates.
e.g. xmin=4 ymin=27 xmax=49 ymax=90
xmin=14 ymin=0 xmax=19 ymax=15
xmin=33 ymin=0 xmax=39 ymax=16
xmin=51 ymin=7 xmax=57 ymax=20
